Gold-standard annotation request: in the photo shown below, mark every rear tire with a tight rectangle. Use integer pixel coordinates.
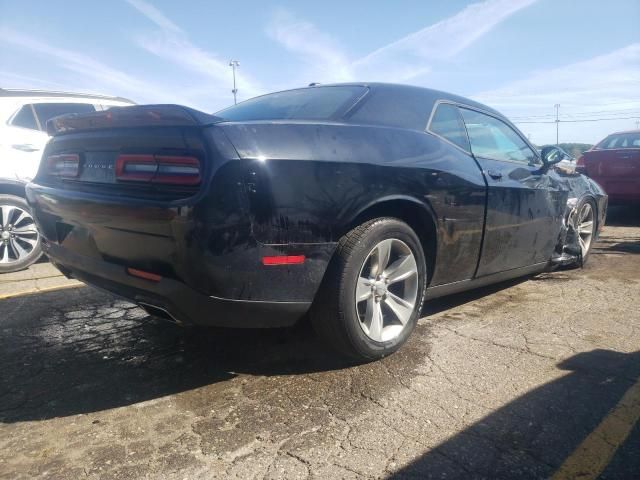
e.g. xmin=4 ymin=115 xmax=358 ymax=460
xmin=311 ymin=218 xmax=427 ymax=362
xmin=0 ymin=194 xmax=42 ymax=274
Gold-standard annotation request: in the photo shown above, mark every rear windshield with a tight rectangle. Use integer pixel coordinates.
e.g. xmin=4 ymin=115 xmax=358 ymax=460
xmin=597 ymin=132 xmax=640 ymax=149
xmin=215 ymin=86 xmax=367 ymax=122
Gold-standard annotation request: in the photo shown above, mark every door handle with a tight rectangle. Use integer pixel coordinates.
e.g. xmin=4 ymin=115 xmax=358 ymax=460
xmin=487 ymin=169 xmax=503 ymax=180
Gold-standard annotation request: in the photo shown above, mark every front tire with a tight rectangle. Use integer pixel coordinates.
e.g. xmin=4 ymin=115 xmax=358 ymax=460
xmin=311 ymin=218 xmax=427 ymax=361
xmin=574 ymin=198 xmax=597 ymax=265
xmin=0 ymin=194 xmax=42 ymax=273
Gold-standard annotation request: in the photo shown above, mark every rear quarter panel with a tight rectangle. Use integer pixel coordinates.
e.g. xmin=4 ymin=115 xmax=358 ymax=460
xmin=221 ymin=122 xmax=487 ymax=286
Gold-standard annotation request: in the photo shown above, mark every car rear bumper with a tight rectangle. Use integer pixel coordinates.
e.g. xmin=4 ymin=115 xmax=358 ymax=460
xmin=45 ymin=241 xmax=311 ymax=327
xmin=26 ymin=181 xmax=335 ymax=327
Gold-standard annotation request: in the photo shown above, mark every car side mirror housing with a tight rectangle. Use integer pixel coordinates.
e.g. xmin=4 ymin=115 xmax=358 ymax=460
xmin=541 ymin=146 xmax=568 ymax=167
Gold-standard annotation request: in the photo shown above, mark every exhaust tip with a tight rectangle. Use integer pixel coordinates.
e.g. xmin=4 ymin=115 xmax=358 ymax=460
xmin=138 ymin=302 xmax=182 ymax=325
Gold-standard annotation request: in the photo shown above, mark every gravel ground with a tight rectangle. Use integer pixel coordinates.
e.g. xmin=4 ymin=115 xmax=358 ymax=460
xmin=0 ymin=206 xmax=638 ymax=479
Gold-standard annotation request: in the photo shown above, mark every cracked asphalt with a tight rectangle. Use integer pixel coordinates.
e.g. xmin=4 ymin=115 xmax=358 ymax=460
xmin=1 ymin=207 xmax=639 ymax=479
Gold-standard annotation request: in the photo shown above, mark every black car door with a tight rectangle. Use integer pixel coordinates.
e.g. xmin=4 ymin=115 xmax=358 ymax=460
xmin=459 ymin=107 xmax=566 ymax=276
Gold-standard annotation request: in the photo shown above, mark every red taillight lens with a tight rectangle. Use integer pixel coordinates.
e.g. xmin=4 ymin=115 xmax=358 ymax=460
xmin=154 ymin=156 xmax=201 ymax=185
xmin=47 ymin=154 xmax=80 ymax=178
xmin=115 ymin=154 xmax=157 ymax=182
xmin=115 ymin=154 xmax=201 ymax=185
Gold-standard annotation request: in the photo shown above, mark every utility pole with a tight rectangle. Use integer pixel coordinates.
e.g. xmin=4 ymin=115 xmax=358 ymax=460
xmin=554 ymin=104 xmax=560 ymax=145
xmin=229 ymin=60 xmax=240 ymax=105
xmin=635 ymin=120 xmax=639 ymax=130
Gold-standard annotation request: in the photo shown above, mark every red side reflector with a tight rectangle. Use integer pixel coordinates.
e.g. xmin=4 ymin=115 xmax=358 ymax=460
xmin=126 ymin=267 xmax=162 ymax=282
xmin=262 ymin=255 xmax=306 ymax=266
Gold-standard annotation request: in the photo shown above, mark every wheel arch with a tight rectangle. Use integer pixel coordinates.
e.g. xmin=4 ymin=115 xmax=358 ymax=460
xmin=338 ymin=195 xmax=438 ymax=285
xmin=0 ymin=179 xmax=27 ymax=198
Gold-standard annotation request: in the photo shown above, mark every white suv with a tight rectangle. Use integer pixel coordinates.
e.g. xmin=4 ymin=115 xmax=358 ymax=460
xmin=0 ymin=89 xmax=134 ymax=272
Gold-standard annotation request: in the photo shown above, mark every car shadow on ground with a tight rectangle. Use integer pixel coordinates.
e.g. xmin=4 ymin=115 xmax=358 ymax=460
xmin=1 ymin=275 xmax=537 ymax=423
xmin=391 ymin=348 xmax=640 ymax=479
xmin=604 ymin=205 xmax=640 ymax=227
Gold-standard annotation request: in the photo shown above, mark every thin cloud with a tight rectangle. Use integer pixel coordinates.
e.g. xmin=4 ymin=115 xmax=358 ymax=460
xmin=268 ymin=0 xmax=538 ymax=84
xmin=266 ymin=9 xmax=354 ymax=83
xmin=0 ymin=27 xmax=185 ymax=104
xmin=127 ymin=0 xmax=263 ymax=102
xmin=475 ymin=44 xmax=640 ymax=144
xmin=125 ymin=0 xmax=183 ymax=33
xmin=475 ymin=44 xmax=640 ymax=110
xmin=354 ymin=0 xmax=538 ymax=80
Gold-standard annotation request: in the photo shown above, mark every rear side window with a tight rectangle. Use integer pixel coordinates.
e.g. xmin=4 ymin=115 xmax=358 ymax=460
xmin=10 ymin=105 xmax=39 ymax=130
xmin=216 ymin=86 xmax=366 ymax=121
xmin=429 ymin=103 xmax=470 ymax=151
xmin=597 ymin=133 xmax=640 ymax=149
xmin=460 ymin=108 xmax=538 ymax=164
xmin=33 ymin=103 xmax=96 ymax=130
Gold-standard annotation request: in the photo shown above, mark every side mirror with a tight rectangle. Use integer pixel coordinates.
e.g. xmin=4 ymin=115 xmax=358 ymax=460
xmin=541 ymin=146 xmax=569 ymax=167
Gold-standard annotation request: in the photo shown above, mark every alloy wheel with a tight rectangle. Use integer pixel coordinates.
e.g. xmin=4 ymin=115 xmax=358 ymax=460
xmin=0 ymin=204 xmax=39 ymax=265
xmin=355 ymin=238 xmax=419 ymax=342
xmin=577 ymin=202 xmax=595 ymax=257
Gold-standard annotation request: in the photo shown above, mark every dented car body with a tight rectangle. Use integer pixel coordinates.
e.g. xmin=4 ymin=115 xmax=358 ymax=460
xmin=26 ymin=83 xmax=607 ymax=333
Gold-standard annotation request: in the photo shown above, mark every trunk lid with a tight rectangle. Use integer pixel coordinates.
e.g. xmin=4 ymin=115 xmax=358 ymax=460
xmin=37 ymin=105 xmax=223 ymax=201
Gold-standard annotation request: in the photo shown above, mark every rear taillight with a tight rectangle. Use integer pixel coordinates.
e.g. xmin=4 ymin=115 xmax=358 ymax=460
xmin=47 ymin=154 xmax=80 ymax=178
xmin=115 ymin=154 xmax=201 ymax=186
xmin=576 ymin=155 xmax=586 ymax=173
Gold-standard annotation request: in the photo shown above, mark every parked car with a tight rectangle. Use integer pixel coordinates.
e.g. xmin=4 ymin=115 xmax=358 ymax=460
xmin=577 ymin=130 xmax=640 ymax=204
xmin=26 ymin=83 xmax=607 ymax=360
xmin=0 ymin=89 xmax=134 ymax=272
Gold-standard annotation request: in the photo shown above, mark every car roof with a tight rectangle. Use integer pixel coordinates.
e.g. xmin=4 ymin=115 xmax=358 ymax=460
xmin=605 ymin=129 xmax=640 ymax=135
xmin=311 ymin=82 xmax=503 ymax=117
xmin=0 ymin=88 xmax=134 ymax=104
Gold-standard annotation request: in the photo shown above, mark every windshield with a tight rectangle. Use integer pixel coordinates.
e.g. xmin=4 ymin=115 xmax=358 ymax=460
xmin=596 ymin=132 xmax=640 ymax=149
xmin=215 ymin=86 xmax=367 ymax=122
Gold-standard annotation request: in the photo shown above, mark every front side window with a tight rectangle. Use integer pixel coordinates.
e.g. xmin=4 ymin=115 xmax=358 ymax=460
xmin=33 ymin=103 xmax=96 ymax=130
xmin=460 ymin=108 xmax=538 ymax=164
xmin=429 ymin=103 xmax=470 ymax=151
xmin=216 ymin=86 xmax=367 ymax=122
xmin=10 ymin=105 xmax=39 ymax=130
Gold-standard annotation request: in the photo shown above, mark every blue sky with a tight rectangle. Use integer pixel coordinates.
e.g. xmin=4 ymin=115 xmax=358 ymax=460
xmin=1 ymin=0 xmax=638 ymax=144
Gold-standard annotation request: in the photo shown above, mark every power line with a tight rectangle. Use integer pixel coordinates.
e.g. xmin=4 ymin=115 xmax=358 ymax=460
xmin=514 ymin=116 xmax=640 ymax=124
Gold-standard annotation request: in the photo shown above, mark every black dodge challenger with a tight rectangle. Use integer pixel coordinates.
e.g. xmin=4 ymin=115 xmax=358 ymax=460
xmin=26 ymin=83 xmax=607 ymax=360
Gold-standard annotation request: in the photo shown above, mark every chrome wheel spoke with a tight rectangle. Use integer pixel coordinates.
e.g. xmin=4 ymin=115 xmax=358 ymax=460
xmin=10 ymin=238 xmax=29 ymax=258
xmin=579 ymin=220 xmax=593 ymax=233
xmin=356 ymin=277 xmax=372 ymax=302
xmin=1 ymin=205 xmax=15 ymax=226
xmin=364 ymin=297 xmax=384 ymax=342
xmin=0 ymin=245 xmax=9 ymax=263
xmin=384 ymin=292 xmax=414 ymax=325
xmin=374 ymin=239 xmax=392 ymax=276
xmin=384 ymin=254 xmax=417 ymax=284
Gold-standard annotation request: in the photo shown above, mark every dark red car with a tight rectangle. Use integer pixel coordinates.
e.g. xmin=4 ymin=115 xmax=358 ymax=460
xmin=578 ymin=130 xmax=640 ymax=204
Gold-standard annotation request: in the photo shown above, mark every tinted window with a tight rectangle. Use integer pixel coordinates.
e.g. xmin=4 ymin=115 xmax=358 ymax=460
xmin=460 ymin=109 xmax=537 ymax=164
xmin=33 ymin=103 xmax=96 ymax=130
xmin=216 ymin=86 xmax=366 ymax=121
xmin=597 ymin=132 xmax=640 ymax=149
xmin=349 ymin=88 xmax=431 ymax=130
xmin=11 ymin=105 xmax=39 ymax=130
xmin=429 ymin=103 xmax=470 ymax=151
